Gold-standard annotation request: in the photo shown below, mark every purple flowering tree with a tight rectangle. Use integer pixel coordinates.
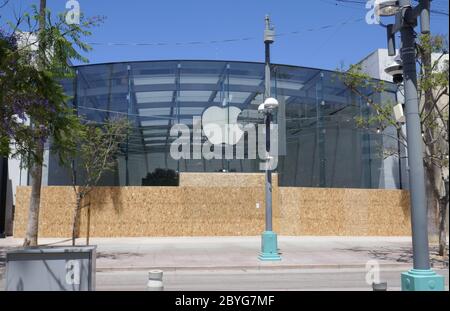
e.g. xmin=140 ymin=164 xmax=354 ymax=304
xmin=0 ymin=2 xmax=104 ymax=246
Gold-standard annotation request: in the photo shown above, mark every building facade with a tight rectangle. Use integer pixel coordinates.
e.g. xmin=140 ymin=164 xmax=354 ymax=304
xmin=4 ymin=60 xmax=414 ymax=238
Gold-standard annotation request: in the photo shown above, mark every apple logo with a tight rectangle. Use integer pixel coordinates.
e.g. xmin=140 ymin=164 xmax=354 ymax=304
xmin=202 ymin=106 xmax=244 ymax=145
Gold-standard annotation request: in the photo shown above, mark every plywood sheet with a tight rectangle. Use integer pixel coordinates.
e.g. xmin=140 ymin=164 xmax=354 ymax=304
xmin=13 ymin=176 xmax=411 ymax=237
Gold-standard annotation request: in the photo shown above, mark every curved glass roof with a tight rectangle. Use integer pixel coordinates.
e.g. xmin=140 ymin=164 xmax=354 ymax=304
xmin=56 ymin=60 xmax=397 ymax=188
xmin=66 ymin=60 xmax=395 ymax=154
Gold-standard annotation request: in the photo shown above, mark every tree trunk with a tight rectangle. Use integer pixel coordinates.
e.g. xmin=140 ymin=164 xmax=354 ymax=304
xmin=439 ymin=197 xmax=448 ymax=257
xmin=425 ymin=167 xmax=440 ymax=239
xmin=86 ymin=201 xmax=91 ymax=246
xmin=72 ymin=194 xmax=82 ymax=246
xmin=419 ymin=38 xmax=448 ymax=256
xmin=23 ymin=143 xmax=44 ymax=247
xmin=23 ymin=0 xmax=46 ymax=248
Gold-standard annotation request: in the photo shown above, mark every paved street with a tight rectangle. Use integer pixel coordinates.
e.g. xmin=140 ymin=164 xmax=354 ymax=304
xmin=1 ymin=267 xmax=447 ymax=291
xmin=95 ymin=267 xmax=449 ymax=291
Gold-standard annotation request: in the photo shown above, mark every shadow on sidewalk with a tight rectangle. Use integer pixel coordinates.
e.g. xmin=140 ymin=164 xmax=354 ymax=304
xmin=97 ymin=252 xmax=144 ymax=260
xmin=339 ymin=245 xmax=449 ymax=268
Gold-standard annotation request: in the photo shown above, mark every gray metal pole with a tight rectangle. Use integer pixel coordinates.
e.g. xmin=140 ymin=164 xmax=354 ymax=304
xmin=265 ymin=113 xmax=273 ymax=231
xmin=399 ymin=9 xmax=431 ymax=270
xmin=264 ymin=15 xmax=273 ymax=232
xmin=397 ymin=124 xmax=403 ymax=190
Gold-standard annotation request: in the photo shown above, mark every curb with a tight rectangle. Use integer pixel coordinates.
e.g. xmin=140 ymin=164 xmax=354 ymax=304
xmin=95 ymin=263 xmax=422 ymax=272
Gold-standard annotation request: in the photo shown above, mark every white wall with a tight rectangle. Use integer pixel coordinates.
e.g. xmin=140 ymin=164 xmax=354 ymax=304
xmin=8 ymin=154 xmax=28 ymax=205
xmin=359 ymin=49 xmax=399 ymax=82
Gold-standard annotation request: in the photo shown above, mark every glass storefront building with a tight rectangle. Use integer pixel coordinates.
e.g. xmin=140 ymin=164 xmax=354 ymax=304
xmin=47 ymin=60 xmax=397 ymax=188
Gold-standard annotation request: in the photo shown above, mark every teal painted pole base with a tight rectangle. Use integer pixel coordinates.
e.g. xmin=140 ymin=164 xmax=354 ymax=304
xmin=258 ymin=231 xmax=281 ymax=261
xmin=401 ymin=269 xmax=445 ymax=291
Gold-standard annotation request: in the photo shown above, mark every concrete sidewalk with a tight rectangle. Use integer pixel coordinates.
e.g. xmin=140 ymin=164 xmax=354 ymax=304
xmin=1 ymin=236 xmax=448 ymax=271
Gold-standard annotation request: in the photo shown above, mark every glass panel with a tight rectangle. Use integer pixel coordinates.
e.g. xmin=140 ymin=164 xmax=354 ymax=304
xmin=229 ymin=92 xmax=251 ymax=104
xmin=134 ymin=76 xmax=175 ymax=85
xmin=180 ymin=107 xmax=205 ymax=115
xmin=136 ymin=91 xmax=173 ymax=103
xmin=180 ymin=75 xmax=219 ymax=84
xmin=141 ymin=119 xmax=170 ymax=127
xmin=179 ymin=91 xmax=212 ymax=102
xmin=139 ymin=108 xmax=171 ymax=116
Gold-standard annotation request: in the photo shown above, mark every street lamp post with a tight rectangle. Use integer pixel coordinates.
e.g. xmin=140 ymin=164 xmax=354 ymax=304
xmin=396 ymin=123 xmax=403 ymax=190
xmin=376 ymin=0 xmax=444 ymax=291
xmin=258 ymin=15 xmax=281 ymax=261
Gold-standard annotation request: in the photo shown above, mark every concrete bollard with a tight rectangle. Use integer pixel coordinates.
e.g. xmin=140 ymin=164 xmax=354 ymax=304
xmin=372 ymin=282 xmax=387 ymax=291
xmin=147 ymin=270 xmax=164 ymax=291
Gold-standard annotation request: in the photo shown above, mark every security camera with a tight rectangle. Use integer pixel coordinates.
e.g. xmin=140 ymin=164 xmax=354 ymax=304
xmin=385 ymin=58 xmax=403 ymax=84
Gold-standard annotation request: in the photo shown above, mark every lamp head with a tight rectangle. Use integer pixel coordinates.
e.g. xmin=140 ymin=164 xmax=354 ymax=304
xmin=258 ymin=103 xmax=266 ymax=113
xmin=263 ymin=97 xmax=279 ymax=110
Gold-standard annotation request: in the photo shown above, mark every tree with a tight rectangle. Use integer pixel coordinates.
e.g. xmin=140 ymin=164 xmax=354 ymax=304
xmin=69 ymin=117 xmax=130 ymax=246
xmin=0 ymin=3 xmax=103 ymax=246
xmin=340 ymin=34 xmax=449 ymax=258
xmin=25 ymin=0 xmax=50 ymax=248
xmin=1 ymin=29 xmax=81 ymax=243
xmin=417 ymin=34 xmax=449 ymax=258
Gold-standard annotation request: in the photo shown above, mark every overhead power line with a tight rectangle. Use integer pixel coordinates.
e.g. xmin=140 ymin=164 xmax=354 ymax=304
xmin=88 ymin=17 xmax=365 ymax=47
xmin=321 ymin=0 xmax=449 ymax=16
xmin=86 ymin=1 xmax=448 ymax=49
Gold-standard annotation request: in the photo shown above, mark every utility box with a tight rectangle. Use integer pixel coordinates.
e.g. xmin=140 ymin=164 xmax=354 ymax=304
xmin=5 ymin=246 xmax=96 ymax=291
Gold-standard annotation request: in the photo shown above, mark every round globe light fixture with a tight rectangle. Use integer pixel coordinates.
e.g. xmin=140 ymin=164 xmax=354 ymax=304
xmin=258 ymin=103 xmax=266 ymax=113
xmin=375 ymin=0 xmax=400 ymax=17
xmin=263 ymin=97 xmax=279 ymax=110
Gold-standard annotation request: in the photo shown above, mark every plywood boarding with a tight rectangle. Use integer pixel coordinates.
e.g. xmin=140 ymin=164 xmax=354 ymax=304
xmin=14 ymin=186 xmax=268 ymax=237
xmin=179 ymin=173 xmax=278 ymax=188
xmin=278 ymin=188 xmax=411 ymax=236
xmin=13 ymin=183 xmax=411 ymax=238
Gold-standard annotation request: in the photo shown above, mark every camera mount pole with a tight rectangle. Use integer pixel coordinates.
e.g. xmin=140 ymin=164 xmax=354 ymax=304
xmin=259 ymin=15 xmax=281 ymax=261
xmin=386 ymin=0 xmax=444 ymax=291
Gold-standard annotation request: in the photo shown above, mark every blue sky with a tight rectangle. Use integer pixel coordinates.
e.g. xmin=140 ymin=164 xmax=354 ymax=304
xmin=1 ymin=0 xmax=448 ymax=70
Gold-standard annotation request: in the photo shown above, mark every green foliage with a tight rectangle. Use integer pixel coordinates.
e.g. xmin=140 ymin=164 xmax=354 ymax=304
xmin=0 ymin=33 xmax=77 ymax=164
xmin=68 ymin=117 xmax=129 ymax=245
xmin=337 ymin=63 xmax=399 ymax=135
xmin=340 ymin=63 xmax=387 ymax=94
xmin=72 ymin=117 xmax=131 ymax=192
xmin=0 ymin=5 xmax=104 ymax=167
xmin=417 ymin=34 xmax=449 ymax=95
xmin=339 ymin=34 xmax=449 ymax=171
